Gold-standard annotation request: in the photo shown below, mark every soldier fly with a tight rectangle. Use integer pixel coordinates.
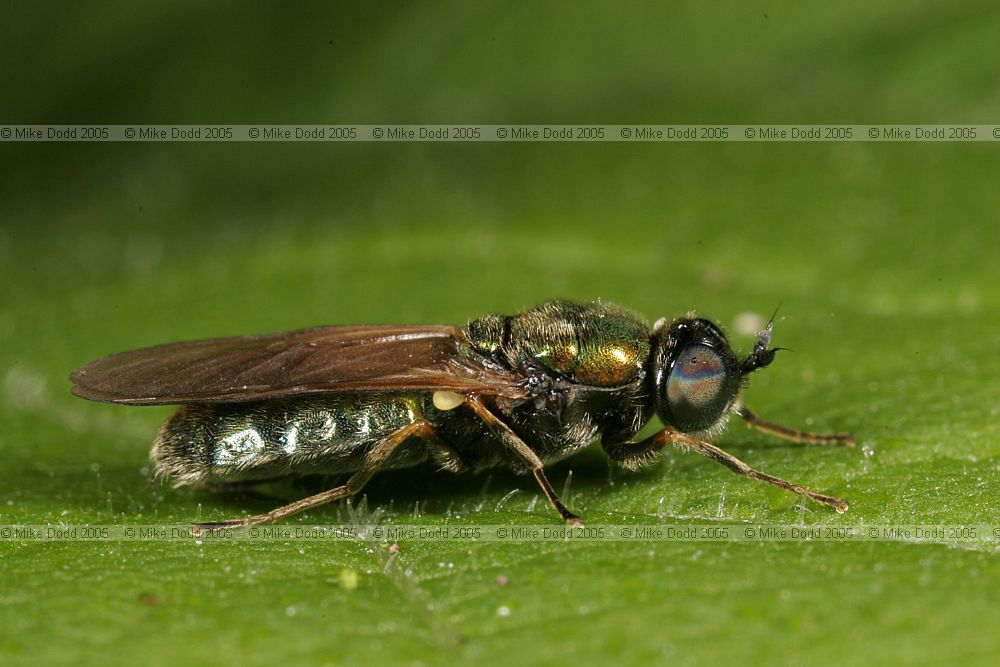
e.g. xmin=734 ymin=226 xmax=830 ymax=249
xmin=70 ymin=300 xmax=854 ymax=530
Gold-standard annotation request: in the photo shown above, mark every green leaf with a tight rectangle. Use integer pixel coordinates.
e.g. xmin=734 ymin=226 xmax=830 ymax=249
xmin=1 ymin=3 xmax=998 ymax=666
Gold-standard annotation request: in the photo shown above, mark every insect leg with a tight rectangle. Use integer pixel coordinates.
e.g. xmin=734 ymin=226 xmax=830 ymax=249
xmin=465 ymin=396 xmax=584 ymax=526
xmin=424 ymin=439 xmax=466 ymax=473
xmin=605 ymin=427 xmax=849 ymax=513
xmin=192 ymin=419 xmax=438 ymax=532
xmin=737 ymin=406 xmax=855 ymax=447
xmin=602 ymin=433 xmax=672 ymax=472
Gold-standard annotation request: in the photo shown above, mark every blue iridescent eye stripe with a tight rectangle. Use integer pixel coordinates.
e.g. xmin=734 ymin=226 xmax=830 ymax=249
xmin=674 ymin=358 xmax=725 ymax=380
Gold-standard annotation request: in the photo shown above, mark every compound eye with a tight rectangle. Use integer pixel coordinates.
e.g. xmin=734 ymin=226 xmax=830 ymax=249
xmin=666 ymin=344 xmax=732 ymax=431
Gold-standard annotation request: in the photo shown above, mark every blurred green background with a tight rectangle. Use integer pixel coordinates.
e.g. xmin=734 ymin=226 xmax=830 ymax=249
xmin=1 ymin=2 xmax=998 ymax=666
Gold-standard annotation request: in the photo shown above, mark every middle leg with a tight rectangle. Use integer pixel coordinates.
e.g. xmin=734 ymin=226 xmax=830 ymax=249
xmin=465 ymin=395 xmax=584 ymax=526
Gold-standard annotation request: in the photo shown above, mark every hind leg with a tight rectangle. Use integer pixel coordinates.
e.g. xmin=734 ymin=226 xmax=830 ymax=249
xmin=192 ymin=420 xmax=440 ymax=532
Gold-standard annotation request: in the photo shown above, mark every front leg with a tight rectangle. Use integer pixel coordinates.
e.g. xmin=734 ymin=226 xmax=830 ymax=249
xmin=737 ymin=406 xmax=855 ymax=447
xmin=603 ymin=431 xmax=673 ymax=472
xmin=604 ymin=427 xmax=848 ymax=513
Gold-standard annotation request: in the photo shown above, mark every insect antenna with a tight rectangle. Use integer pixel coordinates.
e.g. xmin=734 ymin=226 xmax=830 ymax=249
xmin=740 ymin=304 xmax=785 ymax=374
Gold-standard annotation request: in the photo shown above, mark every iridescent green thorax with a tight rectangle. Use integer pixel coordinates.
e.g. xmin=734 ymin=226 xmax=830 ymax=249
xmin=466 ymin=300 xmax=650 ymax=387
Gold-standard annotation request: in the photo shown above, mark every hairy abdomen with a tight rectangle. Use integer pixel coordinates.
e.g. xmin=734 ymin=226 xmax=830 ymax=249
xmin=152 ymin=394 xmax=424 ymax=485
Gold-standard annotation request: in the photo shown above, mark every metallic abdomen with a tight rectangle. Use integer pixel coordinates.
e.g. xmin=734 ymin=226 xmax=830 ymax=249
xmin=152 ymin=394 xmax=424 ymax=484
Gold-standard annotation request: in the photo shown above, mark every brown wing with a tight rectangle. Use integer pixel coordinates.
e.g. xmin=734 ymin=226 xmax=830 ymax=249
xmin=70 ymin=324 xmax=528 ymax=405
